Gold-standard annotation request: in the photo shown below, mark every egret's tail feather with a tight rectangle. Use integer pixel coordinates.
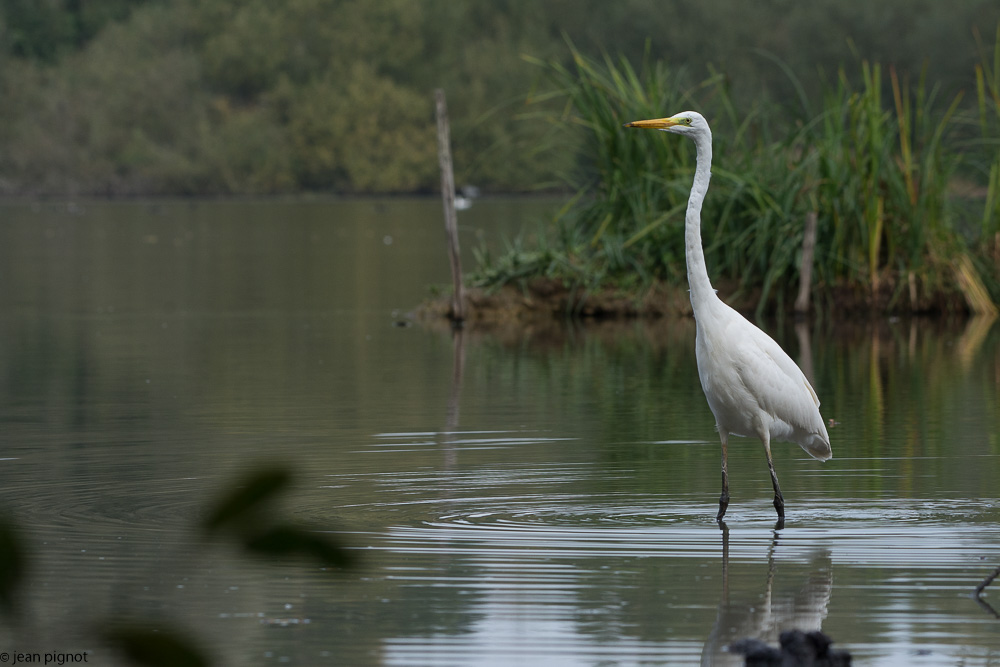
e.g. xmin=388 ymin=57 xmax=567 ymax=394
xmin=799 ymin=435 xmax=832 ymax=462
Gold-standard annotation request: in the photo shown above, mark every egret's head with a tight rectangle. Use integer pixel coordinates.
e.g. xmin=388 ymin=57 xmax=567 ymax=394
xmin=623 ymin=111 xmax=708 ymax=137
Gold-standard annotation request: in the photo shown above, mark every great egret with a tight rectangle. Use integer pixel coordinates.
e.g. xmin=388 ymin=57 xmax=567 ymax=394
xmin=624 ymin=111 xmax=831 ymax=522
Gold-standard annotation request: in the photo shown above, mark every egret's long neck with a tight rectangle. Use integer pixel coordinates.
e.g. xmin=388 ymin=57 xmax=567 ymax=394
xmin=685 ymin=130 xmax=715 ymax=308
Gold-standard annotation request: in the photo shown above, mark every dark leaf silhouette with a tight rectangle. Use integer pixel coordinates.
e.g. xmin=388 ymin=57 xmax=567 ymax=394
xmin=103 ymin=624 xmax=210 ymax=667
xmin=244 ymin=524 xmax=353 ymax=569
xmin=0 ymin=515 xmax=26 ymax=613
xmin=202 ymin=466 xmax=292 ymax=534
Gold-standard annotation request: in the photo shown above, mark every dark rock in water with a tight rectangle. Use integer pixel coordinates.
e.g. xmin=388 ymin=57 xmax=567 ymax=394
xmin=728 ymin=630 xmax=851 ymax=666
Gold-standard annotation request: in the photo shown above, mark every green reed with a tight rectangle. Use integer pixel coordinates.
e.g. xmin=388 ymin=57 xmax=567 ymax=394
xmin=803 ymin=62 xmax=972 ymax=309
xmin=474 ymin=41 xmax=999 ymax=314
xmin=976 ymin=26 xmax=1000 ymax=243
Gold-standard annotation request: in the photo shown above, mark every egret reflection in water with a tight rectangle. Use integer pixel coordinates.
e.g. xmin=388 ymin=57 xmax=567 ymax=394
xmin=701 ymin=523 xmax=835 ymax=666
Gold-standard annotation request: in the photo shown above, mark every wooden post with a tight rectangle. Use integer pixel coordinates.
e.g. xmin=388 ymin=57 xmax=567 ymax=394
xmin=794 ymin=211 xmax=818 ymax=316
xmin=435 ymin=89 xmax=465 ymax=323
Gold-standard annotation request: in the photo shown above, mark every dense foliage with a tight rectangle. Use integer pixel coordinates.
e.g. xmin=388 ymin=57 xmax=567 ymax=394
xmin=1 ymin=0 xmax=999 ymax=196
xmin=473 ymin=40 xmax=1000 ymax=314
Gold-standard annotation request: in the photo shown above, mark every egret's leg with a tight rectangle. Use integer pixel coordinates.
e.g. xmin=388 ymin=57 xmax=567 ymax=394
xmin=717 ymin=431 xmax=730 ymax=522
xmin=760 ymin=430 xmax=784 ymax=519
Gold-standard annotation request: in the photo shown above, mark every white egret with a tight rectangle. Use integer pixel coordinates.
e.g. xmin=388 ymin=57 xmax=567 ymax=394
xmin=624 ymin=111 xmax=831 ymax=522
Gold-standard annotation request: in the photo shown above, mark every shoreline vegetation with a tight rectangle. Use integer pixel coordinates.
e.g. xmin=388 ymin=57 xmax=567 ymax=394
xmin=425 ymin=36 xmax=1000 ymax=321
xmin=2 ymin=3 xmax=999 ymax=318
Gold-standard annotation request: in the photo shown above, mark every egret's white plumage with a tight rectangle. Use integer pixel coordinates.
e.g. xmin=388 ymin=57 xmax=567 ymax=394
xmin=624 ymin=111 xmax=831 ymax=522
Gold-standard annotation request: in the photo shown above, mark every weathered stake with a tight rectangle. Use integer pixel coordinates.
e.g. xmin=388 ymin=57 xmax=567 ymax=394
xmin=435 ymin=89 xmax=465 ymax=323
xmin=794 ymin=211 xmax=818 ymax=316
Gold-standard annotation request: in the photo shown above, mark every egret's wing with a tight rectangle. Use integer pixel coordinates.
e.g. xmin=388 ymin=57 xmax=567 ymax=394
xmin=740 ymin=326 xmax=818 ymax=406
xmin=726 ymin=316 xmax=830 ymax=454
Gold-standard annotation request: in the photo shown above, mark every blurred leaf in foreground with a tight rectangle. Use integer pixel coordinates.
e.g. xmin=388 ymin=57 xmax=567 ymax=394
xmin=200 ymin=463 xmax=354 ymax=569
xmin=244 ymin=524 xmax=354 ymax=569
xmin=102 ymin=623 xmax=210 ymax=667
xmin=0 ymin=514 xmax=27 ymax=613
xmin=201 ymin=465 xmax=292 ymax=534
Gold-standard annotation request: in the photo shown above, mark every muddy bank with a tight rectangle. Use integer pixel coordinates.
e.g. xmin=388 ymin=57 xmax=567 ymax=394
xmin=414 ymin=276 xmax=976 ymax=326
xmin=415 ymin=279 xmax=692 ymax=325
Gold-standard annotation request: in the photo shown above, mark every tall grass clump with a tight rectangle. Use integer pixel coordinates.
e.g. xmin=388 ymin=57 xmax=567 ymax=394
xmin=806 ymin=63 xmax=982 ymax=311
xmin=970 ymin=26 xmax=1000 ymax=306
xmin=512 ymin=44 xmax=708 ymax=289
xmin=476 ymin=41 xmax=999 ymax=315
xmin=474 ymin=42 xmax=769 ymax=295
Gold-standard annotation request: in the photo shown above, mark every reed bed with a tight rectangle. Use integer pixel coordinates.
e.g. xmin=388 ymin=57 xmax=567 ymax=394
xmin=474 ymin=38 xmax=1000 ymax=315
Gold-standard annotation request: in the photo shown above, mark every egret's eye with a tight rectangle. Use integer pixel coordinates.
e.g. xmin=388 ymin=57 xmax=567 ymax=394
xmin=683 ymin=117 xmax=693 ymax=125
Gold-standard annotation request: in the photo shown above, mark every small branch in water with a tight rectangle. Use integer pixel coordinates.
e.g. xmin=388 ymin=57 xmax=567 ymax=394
xmin=975 ymin=564 xmax=1000 ymax=598
xmin=975 ymin=596 xmax=1000 ymax=619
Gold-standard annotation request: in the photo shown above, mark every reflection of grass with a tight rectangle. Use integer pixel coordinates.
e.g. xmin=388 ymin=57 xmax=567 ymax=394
xmin=447 ymin=314 xmax=999 ymax=499
xmin=474 ymin=40 xmax=1000 ymax=315
xmin=816 ymin=316 xmax=1000 ymax=500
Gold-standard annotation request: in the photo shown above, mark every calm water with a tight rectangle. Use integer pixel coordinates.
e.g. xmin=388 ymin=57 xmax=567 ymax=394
xmin=1 ymin=198 xmax=998 ymax=666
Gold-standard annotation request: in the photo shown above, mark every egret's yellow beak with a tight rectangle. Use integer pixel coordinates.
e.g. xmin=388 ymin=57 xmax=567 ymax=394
xmin=622 ymin=117 xmax=680 ymax=129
